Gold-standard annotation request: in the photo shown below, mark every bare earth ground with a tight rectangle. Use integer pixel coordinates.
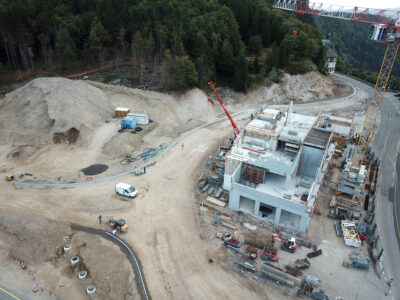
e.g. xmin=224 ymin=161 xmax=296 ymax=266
xmin=0 ymin=73 xmax=365 ymax=300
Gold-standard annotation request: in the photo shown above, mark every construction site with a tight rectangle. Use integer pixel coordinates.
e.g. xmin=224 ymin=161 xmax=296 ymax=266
xmin=0 ymin=58 xmax=396 ymax=300
xmin=8 ymin=7 xmax=400 ymax=299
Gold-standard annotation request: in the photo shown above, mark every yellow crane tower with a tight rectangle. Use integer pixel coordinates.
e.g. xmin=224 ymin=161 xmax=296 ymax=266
xmin=273 ymin=0 xmax=400 ymax=170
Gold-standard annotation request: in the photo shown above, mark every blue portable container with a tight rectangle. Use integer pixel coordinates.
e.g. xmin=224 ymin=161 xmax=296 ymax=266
xmin=121 ymin=117 xmax=137 ymax=129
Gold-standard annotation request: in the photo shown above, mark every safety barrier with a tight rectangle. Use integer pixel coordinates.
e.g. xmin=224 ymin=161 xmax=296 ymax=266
xmin=0 ymin=60 xmax=134 ymax=80
xmin=0 ymin=247 xmax=58 ymax=298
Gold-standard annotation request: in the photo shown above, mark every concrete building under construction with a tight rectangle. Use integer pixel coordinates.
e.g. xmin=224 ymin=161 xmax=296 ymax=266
xmin=223 ymin=105 xmax=335 ymax=232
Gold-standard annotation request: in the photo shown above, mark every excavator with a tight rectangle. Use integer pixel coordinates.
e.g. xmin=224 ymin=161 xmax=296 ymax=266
xmin=281 ymin=237 xmax=298 ymax=253
xmin=106 ymin=217 xmax=128 ymax=233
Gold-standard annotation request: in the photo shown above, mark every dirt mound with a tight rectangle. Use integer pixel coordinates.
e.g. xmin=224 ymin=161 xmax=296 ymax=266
xmin=0 ymin=77 xmax=114 ymax=145
xmin=103 ymin=131 xmax=144 ymax=157
xmin=265 ymin=71 xmax=336 ymax=103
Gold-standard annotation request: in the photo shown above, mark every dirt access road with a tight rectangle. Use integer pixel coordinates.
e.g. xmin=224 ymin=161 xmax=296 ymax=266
xmin=0 ymin=74 xmax=363 ymax=299
xmin=114 ymin=120 xmax=271 ymax=299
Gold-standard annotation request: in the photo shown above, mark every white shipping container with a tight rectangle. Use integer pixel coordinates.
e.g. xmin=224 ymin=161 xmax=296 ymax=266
xmin=127 ymin=112 xmax=149 ymax=125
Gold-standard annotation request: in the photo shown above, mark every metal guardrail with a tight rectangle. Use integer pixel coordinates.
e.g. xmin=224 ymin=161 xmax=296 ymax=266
xmin=336 ymin=72 xmax=400 ymax=93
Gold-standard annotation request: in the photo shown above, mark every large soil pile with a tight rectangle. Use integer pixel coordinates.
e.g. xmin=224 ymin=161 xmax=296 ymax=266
xmin=265 ymin=71 xmax=336 ymax=103
xmin=0 ymin=77 xmax=114 ymax=145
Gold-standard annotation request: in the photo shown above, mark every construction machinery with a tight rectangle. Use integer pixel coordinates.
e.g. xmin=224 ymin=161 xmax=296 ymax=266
xmin=208 ymin=81 xmax=240 ymax=137
xmin=261 ymin=247 xmax=278 ymax=262
xmin=273 ymin=232 xmax=298 ymax=253
xmin=282 ymin=237 xmax=298 ymax=253
xmin=223 ymin=233 xmax=241 ymax=248
xmin=273 ymin=0 xmax=400 ymax=170
xmin=5 ymin=174 xmax=15 ymax=181
xmin=106 ymin=217 xmax=128 ymax=233
xmin=246 ymin=246 xmax=258 ymax=260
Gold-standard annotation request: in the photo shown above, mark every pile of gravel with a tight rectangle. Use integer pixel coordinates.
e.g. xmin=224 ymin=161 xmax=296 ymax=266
xmin=0 ymin=77 xmax=114 ymax=145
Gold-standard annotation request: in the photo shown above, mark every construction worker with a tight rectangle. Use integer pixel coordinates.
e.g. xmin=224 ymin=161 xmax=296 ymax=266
xmin=144 ymin=166 xmax=146 ymax=174
xmin=385 ymin=278 xmax=394 ymax=296
xmin=98 ymin=215 xmax=102 ymax=225
xmin=181 ymin=143 xmax=184 ymax=149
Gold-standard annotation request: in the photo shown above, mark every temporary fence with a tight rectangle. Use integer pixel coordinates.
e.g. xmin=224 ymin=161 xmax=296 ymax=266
xmin=0 ymin=60 xmax=135 ymax=80
xmin=0 ymin=247 xmax=59 ymax=299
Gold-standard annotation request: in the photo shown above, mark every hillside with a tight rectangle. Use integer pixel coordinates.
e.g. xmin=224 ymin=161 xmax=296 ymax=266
xmin=307 ymin=16 xmax=400 ymax=77
xmin=0 ymin=0 xmax=325 ymax=91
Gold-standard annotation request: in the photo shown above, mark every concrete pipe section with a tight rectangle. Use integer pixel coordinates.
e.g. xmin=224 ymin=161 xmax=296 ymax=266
xmin=70 ymin=256 xmax=80 ymax=266
xmin=70 ymin=224 xmax=151 ymax=300
xmin=63 ymin=245 xmax=71 ymax=253
xmin=86 ymin=285 xmax=96 ymax=295
xmin=78 ymin=271 xmax=87 ymax=280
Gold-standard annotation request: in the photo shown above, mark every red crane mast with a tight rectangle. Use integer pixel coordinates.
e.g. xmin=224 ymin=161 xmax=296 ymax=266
xmin=208 ymin=81 xmax=240 ymax=137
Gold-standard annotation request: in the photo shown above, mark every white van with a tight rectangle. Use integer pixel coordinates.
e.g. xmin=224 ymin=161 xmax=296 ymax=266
xmin=115 ymin=182 xmax=138 ymax=198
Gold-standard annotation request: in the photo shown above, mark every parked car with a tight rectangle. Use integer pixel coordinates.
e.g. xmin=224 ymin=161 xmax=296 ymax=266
xmin=115 ymin=182 xmax=138 ymax=198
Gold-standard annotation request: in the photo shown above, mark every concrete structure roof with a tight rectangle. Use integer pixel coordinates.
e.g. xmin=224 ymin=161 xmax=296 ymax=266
xmin=304 ymin=127 xmax=332 ymax=149
xmin=279 ymin=113 xmax=317 ymax=143
xmin=319 ymin=115 xmax=353 ymax=137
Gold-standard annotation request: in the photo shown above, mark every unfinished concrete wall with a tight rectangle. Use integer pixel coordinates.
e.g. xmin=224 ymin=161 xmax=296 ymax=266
xmin=223 ymin=157 xmax=241 ymax=190
xmin=229 ymin=180 xmax=310 ymax=232
xmin=298 ymin=146 xmax=324 ymax=179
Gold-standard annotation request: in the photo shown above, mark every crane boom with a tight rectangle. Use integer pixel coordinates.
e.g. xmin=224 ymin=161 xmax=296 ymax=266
xmin=208 ymin=81 xmax=240 ymax=137
xmin=273 ymin=0 xmax=399 ymax=168
xmin=273 ymin=0 xmax=400 ymax=27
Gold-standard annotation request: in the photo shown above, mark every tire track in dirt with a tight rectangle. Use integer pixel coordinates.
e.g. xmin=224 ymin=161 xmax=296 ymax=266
xmin=70 ymin=224 xmax=150 ymax=300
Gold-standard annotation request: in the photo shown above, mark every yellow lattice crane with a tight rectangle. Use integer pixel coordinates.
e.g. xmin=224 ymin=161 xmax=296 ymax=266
xmin=273 ymin=0 xmax=400 ymax=169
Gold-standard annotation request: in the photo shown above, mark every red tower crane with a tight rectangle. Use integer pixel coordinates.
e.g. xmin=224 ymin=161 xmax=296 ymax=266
xmin=208 ymin=81 xmax=240 ymax=137
xmin=273 ymin=0 xmax=400 ymax=169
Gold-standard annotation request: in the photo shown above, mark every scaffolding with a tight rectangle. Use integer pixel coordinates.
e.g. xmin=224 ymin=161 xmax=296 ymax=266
xmin=241 ymin=164 xmax=265 ymax=185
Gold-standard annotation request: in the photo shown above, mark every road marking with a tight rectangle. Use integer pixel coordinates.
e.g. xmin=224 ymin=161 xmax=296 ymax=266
xmin=397 ymin=139 xmax=400 ymax=153
xmin=388 ymin=270 xmax=392 ymax=279
xmin=380 ymin=174 xmax=382 ymax=182
xmin=0 ymin=287 xmax=20 ymax=300
xmin=377 ymin=200 xmax=380 ymax=210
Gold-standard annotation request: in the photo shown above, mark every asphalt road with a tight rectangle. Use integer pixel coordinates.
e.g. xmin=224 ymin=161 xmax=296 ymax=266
xmin=341 ymin=74 xmax=400 ymax=299
xmin=0 ymin=285 xmax=21 ymax=300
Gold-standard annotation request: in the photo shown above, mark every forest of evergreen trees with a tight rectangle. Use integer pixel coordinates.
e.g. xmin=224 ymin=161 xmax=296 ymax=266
xmin=0 ymin=0 xmax=325 ymax=91
xmin=303 ymin=15 xmax=400 ymax=90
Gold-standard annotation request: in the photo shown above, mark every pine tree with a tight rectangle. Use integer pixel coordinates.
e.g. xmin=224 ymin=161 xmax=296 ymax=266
xmin=233 ymin=47 xmax=248 ymax=92
xmin=219 ymin=39 xmax=235 ymax=76
xmin=88 ymin=17 xmax=110 ymax=65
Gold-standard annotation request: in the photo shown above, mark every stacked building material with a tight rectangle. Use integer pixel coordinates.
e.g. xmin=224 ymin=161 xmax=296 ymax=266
xmin=350 ymin=252 xmax=370 ymax=269
xmin=304 ymin=275 xmax=320 ymax=287
xmin=206 ymin=196 xmax=227 ymax=207
xmin=341 ymin=220 xmax=361 ymax=247
xmin=295 ymin=258 xmax=311 ymax=270
xmin=260 ymin=264 xmax=301 ymax=287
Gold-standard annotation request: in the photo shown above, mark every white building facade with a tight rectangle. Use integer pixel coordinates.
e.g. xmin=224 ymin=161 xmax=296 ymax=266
xmin=224 ymin=107 xmax=334 ymax=232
